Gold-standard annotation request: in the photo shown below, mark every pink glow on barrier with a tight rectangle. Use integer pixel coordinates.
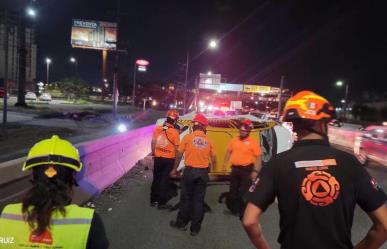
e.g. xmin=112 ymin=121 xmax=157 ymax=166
xmin=328 ymin=127 xmax=361 ymax=148
xmin=76 ymin=125 xmax=155 ymax=194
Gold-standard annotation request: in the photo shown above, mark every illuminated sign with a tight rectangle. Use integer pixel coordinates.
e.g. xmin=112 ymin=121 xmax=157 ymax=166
xmin=243 ymin=85 xmax=272 ymax=93
xmin=138 ymin=66 xmax=147 ymax=72
xmin=136 ymin=59 xmax=150 ymax=66
xmin=71 ymin=19 xmax=117 ymax=50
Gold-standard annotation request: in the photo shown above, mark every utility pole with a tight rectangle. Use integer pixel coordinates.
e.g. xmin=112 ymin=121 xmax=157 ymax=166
xmin=183 ymin=50 xmax=189 ymax=114
xmin=194 ymin=76 xmax=199 ymax=113
xmin=277 ymin=75 xmax=285 ymax=120
xmin=131 ymin=62 xmax=137 ymax=107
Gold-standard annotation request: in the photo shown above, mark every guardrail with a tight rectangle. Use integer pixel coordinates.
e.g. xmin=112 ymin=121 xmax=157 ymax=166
xmin=0 ymin=125 xmax=155 ymax=209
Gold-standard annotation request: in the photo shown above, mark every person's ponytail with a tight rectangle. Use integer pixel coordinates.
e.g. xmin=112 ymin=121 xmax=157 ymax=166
xmin=22 ymin=166 xmax=74 ymax=236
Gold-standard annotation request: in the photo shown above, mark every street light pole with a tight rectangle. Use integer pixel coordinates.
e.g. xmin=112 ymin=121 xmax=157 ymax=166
xmin=132 ymin=63 xmax=137 ymax=107
xmin=183 ymin=50 xmax=189 ymax=114
xmin=46 ymin=58 xmax=51 ymax=85
xmin=182 ymin=39 xmax=218 ymax=114
xmin=343 ymin=83 xmax=349 ymax=122
xmin=112 ymin=0 xmax=121 ymax=117
xmin=195 ymin=77 xmax=199 ymax=113
xmin=70 ymin=57 xmax=78 ymax=75
xmin=336 ymin=81 xmax=349 ymax=122
xmin=277 ymin=75 xmax=285 ymax=120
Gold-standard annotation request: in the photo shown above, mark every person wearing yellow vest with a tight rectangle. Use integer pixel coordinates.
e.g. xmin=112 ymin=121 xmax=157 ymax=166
xmin=222 ymin=119 xmax=262 ymax=217
xmin=170 ymin=114 xmax=217 ymax=236
xmin=0 ymin=135 xmax=109 ymax=249
xmin=150 ymin=109 xmax=180 ymax=209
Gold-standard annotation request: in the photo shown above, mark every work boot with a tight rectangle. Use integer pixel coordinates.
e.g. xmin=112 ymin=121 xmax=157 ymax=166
xmin=190 ymin=227 xmax=200 ymax=236
xmin=169 ymin=220 xmax=187 ymax=231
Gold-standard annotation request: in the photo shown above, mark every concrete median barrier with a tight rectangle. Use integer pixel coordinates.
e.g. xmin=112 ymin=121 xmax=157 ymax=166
xmin=0 ymin=125 xmax=155 ymax=208
xmin=328 ymin=126 xmax=361 ymax=149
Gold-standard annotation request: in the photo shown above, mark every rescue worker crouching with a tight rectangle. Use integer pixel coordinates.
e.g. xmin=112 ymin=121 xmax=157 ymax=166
xmin=223 ymin=118 xmax=262 ymax=217
xmin=0 ymin=135 xmax=109 ymax=249
xmin=150 ymin=110 xmax=180 ymax=209
xmin=243 ymin=91 xmax=387 ymax=249
xmin=169 ymin=114 xmax=217 ymax=236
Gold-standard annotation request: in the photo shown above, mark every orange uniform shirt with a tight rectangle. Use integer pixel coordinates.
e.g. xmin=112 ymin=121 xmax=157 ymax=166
xmin=227 ymin=136 xmax=261 ymax=166
xmin=179 ymin=130 xmax=216 ymax=168
xmin=153 ymin=124 xmax=180 ymax=158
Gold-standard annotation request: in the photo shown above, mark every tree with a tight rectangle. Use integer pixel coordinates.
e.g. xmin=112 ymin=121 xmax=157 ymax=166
xmin=362 ymin=105 xmax=378 ymax=122
xmin=351 ymin=103 xmax=378 ymax=121
xmin=352 ymin=103 xmax=362 ymax=120
xmin=57 ymin=77 xmax=90 ymax=100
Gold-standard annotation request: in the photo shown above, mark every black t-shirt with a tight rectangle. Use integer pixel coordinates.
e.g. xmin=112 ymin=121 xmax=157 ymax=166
xmin=245 ymin=139 xmax=386 ymax=249
xmin=87 ymin=212 xmax=109 ymax=249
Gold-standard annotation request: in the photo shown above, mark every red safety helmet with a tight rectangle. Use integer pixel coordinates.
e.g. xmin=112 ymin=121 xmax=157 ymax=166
xmin=193 ymin=113 xmax=209 ymax=127
xmin=240 ymin=119 xmax=254 ymax=131
xmin=166 ymin=110 xmax=179 ymax=121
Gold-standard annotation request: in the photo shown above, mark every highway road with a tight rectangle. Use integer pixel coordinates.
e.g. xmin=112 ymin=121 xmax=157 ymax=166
xmin=1 ymin=117 xmax=385 ymax=248
xmin=94 ymin=154 xmax=387 ymax=249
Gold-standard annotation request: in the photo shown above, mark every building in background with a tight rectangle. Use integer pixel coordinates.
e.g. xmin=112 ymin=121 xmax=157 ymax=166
xmin=0 ymin=10 xmax=37 ymax=93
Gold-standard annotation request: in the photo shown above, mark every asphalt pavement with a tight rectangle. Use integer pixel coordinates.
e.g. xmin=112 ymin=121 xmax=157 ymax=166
xmin=94 ymin=156 xmax=387 ymax=249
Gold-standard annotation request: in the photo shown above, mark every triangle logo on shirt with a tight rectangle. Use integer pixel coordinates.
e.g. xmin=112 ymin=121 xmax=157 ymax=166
xmin=316 ymin=183 xmax=327 ymax=193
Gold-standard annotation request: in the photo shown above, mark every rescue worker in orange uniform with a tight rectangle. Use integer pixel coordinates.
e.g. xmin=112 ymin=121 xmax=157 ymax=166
xmin=170 ymin=114 xmax=217 ymax=236
xmin=243 ymin=91 xmax=387 ymax=249
xmin=150 ymin=110 xmax=180 ymax=209
xmin=223 ymin=118 xmax=262 ymax=217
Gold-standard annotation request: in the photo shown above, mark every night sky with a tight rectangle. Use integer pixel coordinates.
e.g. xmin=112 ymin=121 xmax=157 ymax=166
xmin=2 ymin=0 xmax=387 ymax=104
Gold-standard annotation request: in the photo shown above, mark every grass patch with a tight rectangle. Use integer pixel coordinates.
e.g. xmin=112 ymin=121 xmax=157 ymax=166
xmin=0 ymin=125 xmax=79 ymax=161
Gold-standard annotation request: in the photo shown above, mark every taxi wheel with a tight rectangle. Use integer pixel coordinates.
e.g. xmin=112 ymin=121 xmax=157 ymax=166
xmin=357 ymin=148 xmax=368 ymax=166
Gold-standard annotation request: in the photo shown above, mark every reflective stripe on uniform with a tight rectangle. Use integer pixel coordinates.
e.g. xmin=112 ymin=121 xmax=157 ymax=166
xmin=294 ymin=159 xmax=337 ymax=168
xmin=1 ymin=213 xmax=92 ymax=225
xmin=0 ymin=203 xmax=94 ymax=249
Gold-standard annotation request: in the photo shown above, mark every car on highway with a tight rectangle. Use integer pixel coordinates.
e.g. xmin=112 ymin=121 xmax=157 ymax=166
xmin=25 ymin=91 xmax=37 ymax=100
xmin=0 ymin=87 xmax=6 ymax=98
xmin=328 ymin=119 xmax=342 ymax=127
xmin=354 ymin=125 xmax=387 ymax=166
xmin=39 ymin=93 xmax=52 ymax=102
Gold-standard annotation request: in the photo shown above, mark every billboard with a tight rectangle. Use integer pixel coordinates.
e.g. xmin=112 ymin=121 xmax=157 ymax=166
xmin=71 ymin=19 xmax=117 ymax=50
xmin=199 ymin=73 xmax=221 ymax=85
xmin=243 ymin=85 xmax=272 ymax=93
xmin=221 ymin=83 xmax=243 ymax=92
xmin=199 ymin=82 xmax=243 ymax=92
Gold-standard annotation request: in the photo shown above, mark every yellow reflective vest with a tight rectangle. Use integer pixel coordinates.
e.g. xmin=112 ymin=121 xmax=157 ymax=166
xmin=0 ymin=203 xmax=94 ymax=249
